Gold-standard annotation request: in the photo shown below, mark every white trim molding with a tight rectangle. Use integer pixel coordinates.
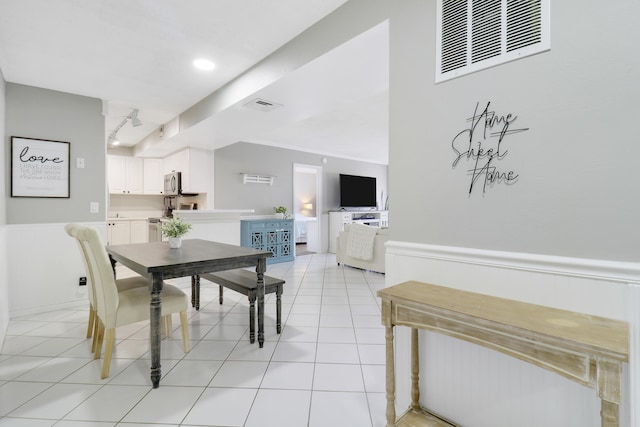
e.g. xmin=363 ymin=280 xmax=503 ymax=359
xmin=386 ymin=241 xmax=640 ymax=284
xmin=630 ymin=283 xmax=640 ymax=426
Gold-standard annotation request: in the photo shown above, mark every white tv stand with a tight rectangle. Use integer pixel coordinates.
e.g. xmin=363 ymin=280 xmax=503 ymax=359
xmin=328 ymin=210 xmax=388 ymax=253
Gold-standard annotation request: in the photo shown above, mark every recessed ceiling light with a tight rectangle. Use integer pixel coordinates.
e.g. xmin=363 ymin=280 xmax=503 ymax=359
xmin=193 ymin=58 xmax=215 ymax=71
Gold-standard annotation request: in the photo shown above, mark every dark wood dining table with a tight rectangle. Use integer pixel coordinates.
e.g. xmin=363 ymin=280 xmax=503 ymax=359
xmin=105 ymin=238 xmax=272 ymax=388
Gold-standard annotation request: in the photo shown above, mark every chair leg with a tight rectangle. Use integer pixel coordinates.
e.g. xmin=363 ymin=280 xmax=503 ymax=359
xmin=91 ymin=320 xmax=100 ymax=353
xmin=180 ymin=311 xmax=190 ymax=352
xmin=87 ymin=303 xmax=95 ymax=338
xmin=160 ymin=315 xmax=167 ymax=337
xmin=94 ymin=320 xmax=105 ymax=360
xmin=165 ymin=315 xmax=173 ymax=338
xmin=101 ymin=328 xmax=116 ymax=379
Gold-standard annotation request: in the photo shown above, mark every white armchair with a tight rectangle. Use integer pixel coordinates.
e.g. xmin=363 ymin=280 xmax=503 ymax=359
xmin=336 ymin=224 xmax=388 ymax=274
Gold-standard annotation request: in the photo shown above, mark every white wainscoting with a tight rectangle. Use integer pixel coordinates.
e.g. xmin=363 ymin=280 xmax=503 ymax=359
xmin=6 ymin=222 xmax=106 ymax=317
xmin=384 ymin=241 xmax=639 ymax=427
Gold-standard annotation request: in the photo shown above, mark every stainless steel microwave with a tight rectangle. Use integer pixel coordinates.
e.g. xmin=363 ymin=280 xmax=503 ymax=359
xmin=164 ymin=172 xmax=181 ymax=195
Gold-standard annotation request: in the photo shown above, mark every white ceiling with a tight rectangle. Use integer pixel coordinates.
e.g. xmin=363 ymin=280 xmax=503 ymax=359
xmin=0 ymin=0 xmax=389 ymax=164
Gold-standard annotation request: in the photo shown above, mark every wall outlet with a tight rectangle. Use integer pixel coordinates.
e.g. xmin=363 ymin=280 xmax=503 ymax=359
xmin=79 ymin=277 xmax=87 ymax=286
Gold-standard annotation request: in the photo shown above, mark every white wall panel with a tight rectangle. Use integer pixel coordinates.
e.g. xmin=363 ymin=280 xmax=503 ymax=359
xmin=6 ymin=222 xmax=106 ymax=316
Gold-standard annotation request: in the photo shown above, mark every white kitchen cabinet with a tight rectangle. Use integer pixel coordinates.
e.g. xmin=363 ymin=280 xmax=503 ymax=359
xmin=163 ymin=147 xmax=210 ymax=193
xmin=107 ymin=219 xmax=148 ymax=244
xmin=107 ymin=220 xmax=131 ymax=245
xmin=143 ymin=158 xmax=164 ymax=194
xmin=108 ymin=155 xmax=143 ymax=194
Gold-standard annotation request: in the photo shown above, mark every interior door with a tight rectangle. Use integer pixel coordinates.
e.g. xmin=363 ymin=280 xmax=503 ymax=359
xmin=293 ymin=163 xmax=322 ymax=254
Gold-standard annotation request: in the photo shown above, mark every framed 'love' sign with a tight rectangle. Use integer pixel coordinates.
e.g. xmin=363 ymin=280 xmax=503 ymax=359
xmin=11 ymin=136 xmax=70 ymax=198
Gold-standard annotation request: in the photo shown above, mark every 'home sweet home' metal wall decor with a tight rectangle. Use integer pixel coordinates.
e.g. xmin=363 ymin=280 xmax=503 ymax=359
xmin=451 ymin=101 xmax=529 ymax=195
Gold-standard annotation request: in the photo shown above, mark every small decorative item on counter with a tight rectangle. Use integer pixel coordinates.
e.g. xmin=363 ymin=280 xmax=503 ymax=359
xmin=273 ymin=206 xmax=288 ymax=219
xmin=161 ymin=217 xmax=192 ymax=248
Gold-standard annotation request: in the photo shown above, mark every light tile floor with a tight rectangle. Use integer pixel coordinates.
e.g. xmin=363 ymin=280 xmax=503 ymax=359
xmin=0 ymin=253 xmax=389 ymax=426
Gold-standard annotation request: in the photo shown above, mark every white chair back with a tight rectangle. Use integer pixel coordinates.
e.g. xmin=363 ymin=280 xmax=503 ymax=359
xmin=69 ymin=224 xmax=120 ymax=329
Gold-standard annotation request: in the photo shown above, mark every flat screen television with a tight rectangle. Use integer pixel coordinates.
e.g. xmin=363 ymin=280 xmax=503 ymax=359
xmin=339 ymin=174 xmax=377 ymax=209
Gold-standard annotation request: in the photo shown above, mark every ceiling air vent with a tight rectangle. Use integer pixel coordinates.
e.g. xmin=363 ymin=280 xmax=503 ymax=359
xmin=243 ymin=98 xmax=282 ymax=112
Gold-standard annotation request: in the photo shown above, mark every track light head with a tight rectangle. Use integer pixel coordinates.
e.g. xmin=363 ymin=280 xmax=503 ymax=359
xmin=130 ymin=109 xmax=142 ymax=127
xmin=106 ymin=107 xmax=142 ymax=146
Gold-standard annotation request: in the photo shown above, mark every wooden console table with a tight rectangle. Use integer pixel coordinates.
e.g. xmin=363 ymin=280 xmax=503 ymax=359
xmin=378 ymin=281 xmax=629 ymax=427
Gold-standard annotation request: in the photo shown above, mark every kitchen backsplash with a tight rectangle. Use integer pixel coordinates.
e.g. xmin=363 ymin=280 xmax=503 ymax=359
xmin=108 ymin=194 xmax=164 ymax=218
xmin=108 ymin=194 xmax=207 ymax=218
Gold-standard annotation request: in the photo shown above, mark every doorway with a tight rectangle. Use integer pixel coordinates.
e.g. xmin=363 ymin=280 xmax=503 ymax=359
xmin=293 ymin=163 xmax=322 ymax=255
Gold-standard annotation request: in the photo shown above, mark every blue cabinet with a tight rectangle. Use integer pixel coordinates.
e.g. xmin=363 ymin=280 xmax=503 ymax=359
xmin=240 ymin=219 xmax=294 ymax=264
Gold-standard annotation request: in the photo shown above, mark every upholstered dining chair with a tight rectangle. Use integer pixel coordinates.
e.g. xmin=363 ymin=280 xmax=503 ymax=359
xmin=65 ymin=224 xmax=149 ymax=352
xmin=66 ymin=223 xmax=190 ymax=379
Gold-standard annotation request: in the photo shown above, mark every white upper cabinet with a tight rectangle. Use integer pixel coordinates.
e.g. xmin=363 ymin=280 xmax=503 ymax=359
xmin=143 ymin=158 xmax=164 ymax=194
xmin=108 ymin=155 xmax=165 ymax=195
xmin=108 ymin=155 xmax=143 ymax=194
xmin=163 ymin=148 xmax=209 ymax=193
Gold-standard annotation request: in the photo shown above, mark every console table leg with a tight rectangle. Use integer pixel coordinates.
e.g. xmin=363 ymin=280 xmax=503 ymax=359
xmin=411 ymin=328 xmax=421 ymax=411
xmin=385 ymin=323 xmax=396 ymax=427
xmin=600 ymin=400 xmax=619 ymax=427
xmin=598 ymin=359 xmax=621 ymax=427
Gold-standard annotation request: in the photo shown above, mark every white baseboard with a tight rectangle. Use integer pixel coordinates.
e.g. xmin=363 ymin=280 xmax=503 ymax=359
xmin=10 ymin=299 xmax=87 ymax=318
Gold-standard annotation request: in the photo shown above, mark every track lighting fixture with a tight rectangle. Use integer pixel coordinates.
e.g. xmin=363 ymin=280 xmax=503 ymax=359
xmin=130 ymin=109 xmax=142 ymax=127
xmin=106 ymin=108 xmax=142 ymax=145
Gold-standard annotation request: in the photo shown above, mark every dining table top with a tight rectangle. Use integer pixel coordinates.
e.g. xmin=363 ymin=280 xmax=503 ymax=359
xmin=106 ymin=238 xmax=272 ymax=279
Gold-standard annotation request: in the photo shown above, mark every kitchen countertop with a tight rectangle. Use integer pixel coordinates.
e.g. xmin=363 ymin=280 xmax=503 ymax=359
xmin=107 ymin=216 xmax=151 ymax=221
xmin=172 ymin=209 xmax=255 ymax=223
xmin=108 ymin=210 xmax=256 ymax=221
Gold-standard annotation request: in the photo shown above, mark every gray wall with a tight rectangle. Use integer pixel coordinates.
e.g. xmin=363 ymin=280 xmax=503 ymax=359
xmin=0 ymin=68 xmax=8 ymax=342
xmin=389 ymin=0 xmax=640 ymax=262
xmin=214 ymin=142 xmax=388 ymax=215
xmin=5 ymin=84 xmax=106 ymax=224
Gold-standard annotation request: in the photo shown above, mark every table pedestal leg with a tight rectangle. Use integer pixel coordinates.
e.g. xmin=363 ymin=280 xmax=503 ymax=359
xmin=191 ymin=276 xmax=196 ymax=308
xmin=276 ymin=285 xmax=282 ymax=334
xmin=194 ymin=275 xmax=200 ymax=310
xmin=249 ymin=290 xmax=256 ymax=343
xmin=256 ymin=258 xmax=266 ymax=348
xmin=150 ymin=273 xmax=163 ymax=388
